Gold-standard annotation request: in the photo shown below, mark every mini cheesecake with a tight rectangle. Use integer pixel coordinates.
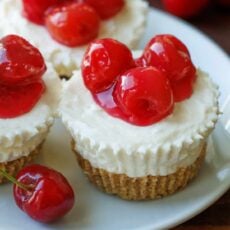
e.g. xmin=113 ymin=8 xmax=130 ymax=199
xmin=59 ymin=36 xmax=219 ymax=200
xmin=60 ymin=69 xmax=218 ymax=200
xmin=0 ymin=35 xmax=61 ymax=183
xmin=0 ymin=0 xmax=148 ymax=77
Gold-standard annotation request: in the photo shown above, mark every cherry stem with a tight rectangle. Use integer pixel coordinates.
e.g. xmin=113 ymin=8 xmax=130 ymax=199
xmin=0 ymin=169 xmax=28 ymax=191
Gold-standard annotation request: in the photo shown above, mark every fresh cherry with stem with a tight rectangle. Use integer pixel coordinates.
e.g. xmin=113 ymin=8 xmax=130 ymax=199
xmin=0 ymin=165 xmax=75 ymax=223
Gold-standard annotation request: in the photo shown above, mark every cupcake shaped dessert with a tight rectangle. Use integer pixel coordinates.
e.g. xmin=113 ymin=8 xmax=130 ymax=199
xmin=0 ymin=0 xmax=148 ymax=77
xmin=0 ymin=35 xmax=61 ymax=183
xmin=60 ymin=35 xmax=219 ymax=200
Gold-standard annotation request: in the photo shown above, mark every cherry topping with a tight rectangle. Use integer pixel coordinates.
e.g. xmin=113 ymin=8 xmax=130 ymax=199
xmin=162 ymin=0 xmax=209 ymax=18
xmin=22 ymin=0 xmax=61 ymax=25
xmin=13 ymin=164 xmax=75 ymax=223
xmin=138 ymin=34 xmax=196 ymax=102
xmin=113 ymin=67 xmax=174 ymax=125
xmin=83 ymin=35 xmax=196 ymax=126
xmin=0 ymin=35 xmax=46 ymax=86
xmin=171 ymin=72 xmax=196 ymax=102
xmin=45 ymin=2 xmax=100 ymax=47
xmin=85 ymin=0 xmax=125 ymax=19
xmin=82 ymin=38 xmax=135 ymax=93
xmin=0 ymin=35 xmax=46 ymax=119
xmin=140 ymin=34 xmax=194 ymax=81
xmin=0 ymin=81 xmax=45 ymax=119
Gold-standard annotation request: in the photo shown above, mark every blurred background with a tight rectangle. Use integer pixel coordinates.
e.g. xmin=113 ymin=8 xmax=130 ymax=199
xmin=147 ymin=0 xmax=230 ymax=54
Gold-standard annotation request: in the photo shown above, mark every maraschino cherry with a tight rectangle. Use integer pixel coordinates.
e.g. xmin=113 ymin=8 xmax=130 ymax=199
xmin=114 ymin=67 xmax=174 ymax=125
xmin=22 ymin=0 xmax=62 ymax=25
xmin=0 ymin=165 xmax=75 ymax=223
xmin=0 ymin=82 xmax=45 ymax=119
xmin=0 ymin=35 xmax=46 ymax=86
xmin=82 ymin=38 xmax=134 ymax=93
xmin=85 ymin=0 xmax=125 ymax=19
xmin=137 ymin=34 xmax=196 ymax=102
xmin=22 ymin=0 xmax=125 ymax=47
xmin=82 ymin=36 xmax=197 ymax=126
xmin=0 ymin=35 xmax=46 ymax=119
xmin=45 ymin=2 xmax=100 ymax=47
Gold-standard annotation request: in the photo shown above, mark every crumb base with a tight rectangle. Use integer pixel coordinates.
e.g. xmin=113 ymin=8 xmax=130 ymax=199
xmin=0 ymin=142 xmax=43 ymax=184
xmin=72 ymin=141 xmax=206 ymax=200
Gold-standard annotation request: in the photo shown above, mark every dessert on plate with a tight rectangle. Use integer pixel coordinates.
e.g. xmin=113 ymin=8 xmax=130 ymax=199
xmin=0 ymin=0 xmax=148 ymax=77
xmin=59 ymin=35 xmax=219 ymax=200
xmin=0 ymin=34 xmax=61 ymax=183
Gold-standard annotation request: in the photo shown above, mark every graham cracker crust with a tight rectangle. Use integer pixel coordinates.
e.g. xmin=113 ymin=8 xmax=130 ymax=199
xmin=0 ymin=142 xmax=43 ymax=184
xmin=72 ymin=141 xmax=206 ymax=200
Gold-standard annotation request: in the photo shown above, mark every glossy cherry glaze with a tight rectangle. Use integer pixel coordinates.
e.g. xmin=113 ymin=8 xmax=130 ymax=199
xmin=114 ymin=67 xmax=174 ymax=125
xmin=85 ymin=0 xmax=124 ymax=19
xmin=14 ymin=164 xmax=75 ymax=223
xmin=170 ymin=71 xmax=196 ymax=102
xmin=22 ymin=0 xmax=61 ymax=25
xmin=22 ymin=0 xmax=124 ymax=47
xmin=93 ymin=67 xmax=174 ymax=126
xmin=0 ymin=35 xmax=46 ymax=119
xmin=82 ymin=36 xmax=197 ymax=126
xmin=0 ymin=81 xmax=45 ymax=119
xmin=0 ymin=35 xmax=46 ymax=86
xmin=45 ymin=2 xmax=100 ymax=47
xmin=82 ymin=38 xmax=135 ymax=93
xmin=162 ymin=0 xmax=209 ymax=18
xmin=137 ymin=34 xmax=196 ymax=102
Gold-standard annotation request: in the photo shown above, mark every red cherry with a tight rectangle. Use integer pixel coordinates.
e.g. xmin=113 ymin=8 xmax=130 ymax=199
xmin=141 ymin=34 xmax=195 ymax=81
xmin=45 ymin=2 xmax=100 ymax=47
xmin=22 ymin=0 xmax=62 ymax=25
xmin=82 ymin=38 xmax=135 ymax=93
xmin=171 ymin=72 xmax=197 ymax=102
xmin=162 ymin=0 xmax=209 ymax=18
xmin=0 ymin=81 xmax=45 ymax=118
xmin=13 ymin=164 xmax=75 ymax=223
xmin=135 ymin=34 xmax=190 ymax=68
xmin=140 ymin=34 xmax=196 ymax=102
xmin=85 ymin=0 xmax=124 ymax=19
xmin=113 ymin=67 xmax=174 ymax=125
xmin=0 ymin=35 xmax=46 ymax=86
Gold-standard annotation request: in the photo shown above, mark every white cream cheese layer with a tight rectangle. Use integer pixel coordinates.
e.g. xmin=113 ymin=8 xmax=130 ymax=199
xmin=0 ymin=0 xmax=148 ymax=76
xmin=60 ymin=70 xmax=219 ymax=177
xmin=0 ymin=64 xmax=62 ymax=163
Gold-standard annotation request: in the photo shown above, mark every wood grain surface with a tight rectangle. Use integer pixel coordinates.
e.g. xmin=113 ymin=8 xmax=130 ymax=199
xmin=147 ymin=1 xmax=230 ymax=229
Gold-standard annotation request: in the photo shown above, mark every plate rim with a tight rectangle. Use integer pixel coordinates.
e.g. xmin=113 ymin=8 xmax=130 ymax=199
xmin=140 ymin=7 xmax=230 ymax=229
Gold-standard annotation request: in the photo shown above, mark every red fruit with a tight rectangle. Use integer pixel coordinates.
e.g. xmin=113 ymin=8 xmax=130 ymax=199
xmin=45 ymin=2 xmax=100 ymax=47
xmin=0 ymin=81 xmax=45 ymax=118
xmin=171 ymin=72 xmax=196 ymax=102
xmin=113 ymin=67 xmax=174 ymax=125
xmin=82 ymin=38 xmax=135 ymax=93
xmin=22 ymin=0 xmax=61 ymax=25
xmin=140 ymin=34 xmax=196 ymax=101
xmin=141 ymin=34 xmax=195 ymax=81
xmin=136 ymin=34 xmax=190 ymax=68
xmin=0 ymin=35 xmax=46 ymax=86
xmin=162 ymin=0 xmax=209 ymax=18
xmin=14 ymin=164 xmax=75 ymax=223
xmin=85 ymin=0 xmax=124 ymax=19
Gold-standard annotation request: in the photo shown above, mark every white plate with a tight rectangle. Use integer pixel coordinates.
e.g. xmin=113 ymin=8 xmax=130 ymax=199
xmin=1 ymin=8 xmax=230 ymax=230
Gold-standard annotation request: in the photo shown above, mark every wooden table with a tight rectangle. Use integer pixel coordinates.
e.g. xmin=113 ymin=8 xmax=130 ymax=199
xmin=147 ymin=1 xmax=230 ymax=229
